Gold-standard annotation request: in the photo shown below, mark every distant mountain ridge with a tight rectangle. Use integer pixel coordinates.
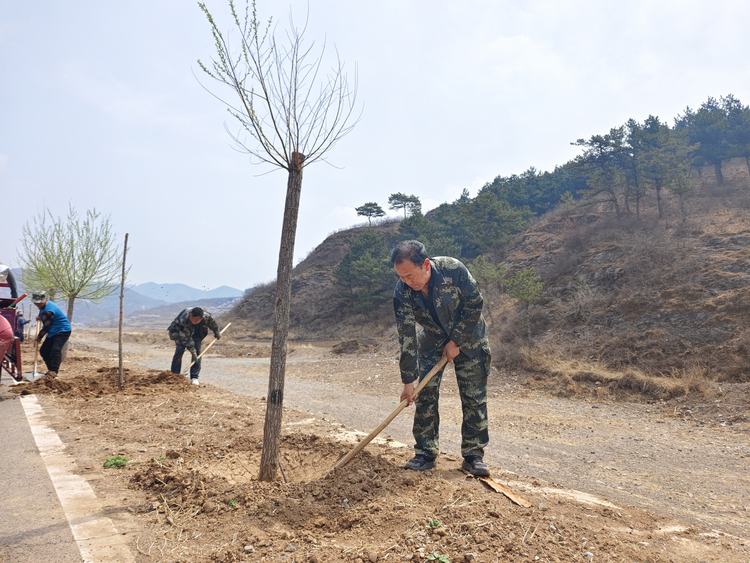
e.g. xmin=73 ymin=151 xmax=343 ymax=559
xmin=1 ymin=273 xmax=243 ymax=326
xmin=95 ymin=296 xmax=241 ymax=329
xmin=132 ymin=282 xmax=243 ymax=303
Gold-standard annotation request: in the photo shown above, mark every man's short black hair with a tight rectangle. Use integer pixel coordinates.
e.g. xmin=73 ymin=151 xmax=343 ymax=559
xmin=390 ymin=240 xmax=428 ymax=267
xmin=190 ymin=307 xmax=204 ymax=318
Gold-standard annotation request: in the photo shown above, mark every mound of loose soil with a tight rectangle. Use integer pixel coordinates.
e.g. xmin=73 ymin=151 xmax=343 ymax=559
xmin=10 ymin=366 xmax=189 ymax=398
xmin=332 ymin=340 xmax=364 ymax=354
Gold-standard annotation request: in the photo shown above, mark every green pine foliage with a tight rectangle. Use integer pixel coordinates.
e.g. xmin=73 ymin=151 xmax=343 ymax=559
xmin=480 ymin=165 xmax=588 ymax=216
xmin=468 ymin=256 xmax=507 ymax=292
xmin=398 ymin=190 xmax=532 ymax=259
xmin=506 ymin=267 xmax=543 ymax=340
xmin=333 ymin=230 xmax=395 ymax=313
xmin=355 ymin=202 xmax=386 ymax=225
xmin=388 ymin=192 xmax=421 ymax=218
xmin=507 ymin=268 xmax=543 ymax=306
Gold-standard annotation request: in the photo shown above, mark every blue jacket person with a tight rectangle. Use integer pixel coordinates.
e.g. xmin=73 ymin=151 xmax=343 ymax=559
xmin=32 ymin=292 xmax=72 ymax=378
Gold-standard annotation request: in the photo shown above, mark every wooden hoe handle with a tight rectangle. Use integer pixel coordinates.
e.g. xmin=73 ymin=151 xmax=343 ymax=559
xmin=334 ymin=356 xmax=449 ymax=469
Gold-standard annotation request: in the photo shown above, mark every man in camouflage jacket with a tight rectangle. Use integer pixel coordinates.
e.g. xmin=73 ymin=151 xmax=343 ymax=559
xmin=168 ymin=307 xmax=220 ymax=385
xmin=392 ymin=240 xmax=491 ymax=476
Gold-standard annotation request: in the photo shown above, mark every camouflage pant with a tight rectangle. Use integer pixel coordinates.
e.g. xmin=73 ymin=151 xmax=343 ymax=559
xmin=413 ymin=343 xmax=490 ymax=459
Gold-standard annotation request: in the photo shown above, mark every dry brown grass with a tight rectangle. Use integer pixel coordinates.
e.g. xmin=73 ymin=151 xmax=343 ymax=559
xmin=522 ymin=346 xmax=719 ymax=401
xmin=488 ymin=163 xmax=750 ymax=390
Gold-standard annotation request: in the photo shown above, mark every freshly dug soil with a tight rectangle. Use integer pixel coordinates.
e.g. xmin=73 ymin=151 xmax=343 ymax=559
xmin=6 ymin=337 xmax=747 ymax=563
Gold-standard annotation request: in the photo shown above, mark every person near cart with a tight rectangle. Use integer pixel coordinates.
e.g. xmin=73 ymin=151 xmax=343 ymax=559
xmin=32 ymin=291 xmax=72 ymax=378
xmin=14 ymin=311 xmax=29 ymax=342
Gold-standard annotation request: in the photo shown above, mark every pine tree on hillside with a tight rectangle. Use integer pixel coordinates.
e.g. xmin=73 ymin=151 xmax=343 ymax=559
xmin=676 ymin=96 xmax=732 ymax=187
xmin=506 ymin=268 xmax=543 ymax=341
xmin=388 ymin=192 xmax=421 ymax=218
xmin=355 ymin=202 xmax=386 ymax=225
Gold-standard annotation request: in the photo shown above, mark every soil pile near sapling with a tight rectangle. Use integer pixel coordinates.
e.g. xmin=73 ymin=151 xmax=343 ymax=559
xmin=332 ymin=339 xmax=380 ymax=355
xmin=10 ymin=365 xmax=189 ymax=398
xmin=126 ymin=433 xmax=714 ymax=563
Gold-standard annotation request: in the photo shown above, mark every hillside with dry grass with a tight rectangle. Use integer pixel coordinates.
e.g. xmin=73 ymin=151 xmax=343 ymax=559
xmin=487 ymin=158 xmax=750 ymax=397
xmin=227 ymin=159 xmax=750 ymax=398
xmin=226 ymin=221 xmax=400 ymax=341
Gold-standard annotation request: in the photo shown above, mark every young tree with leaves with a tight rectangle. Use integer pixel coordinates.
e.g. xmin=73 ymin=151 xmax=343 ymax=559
xmin=355 ymin=202 xmax=385 ymax=225
xmin=199 ymin=0 xmax=359 ymax=481
xmin=467 ymin=255 xmax=506 ymax=326
xmin=18 ymin=205 xmax=127 ymax=322
xmin=506 ymin=268 xmax=543 ymax=340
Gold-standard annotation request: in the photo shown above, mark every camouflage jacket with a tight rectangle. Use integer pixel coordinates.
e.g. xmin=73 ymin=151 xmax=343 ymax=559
xmin=167 ymin=309 xmax=220 ymax=353
xmin=393 ymin=256 xmax=489 ymax=384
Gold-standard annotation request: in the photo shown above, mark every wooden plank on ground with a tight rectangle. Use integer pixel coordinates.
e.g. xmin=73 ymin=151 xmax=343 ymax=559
xmin=461 ymin=469 xmax=533 ymax=507
xmin=480 ymin=477 xmax=533 ymax=507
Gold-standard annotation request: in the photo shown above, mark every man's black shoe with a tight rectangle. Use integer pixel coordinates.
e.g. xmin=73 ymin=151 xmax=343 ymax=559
xmin=404 ymin=454 xmax=436 ymax=471
xmin=462 ymin=456 xmax=490 ymax=477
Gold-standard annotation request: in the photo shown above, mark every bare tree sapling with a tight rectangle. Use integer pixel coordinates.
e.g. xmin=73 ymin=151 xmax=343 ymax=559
xmin=198 ymin=0 xmax=359 ymax=481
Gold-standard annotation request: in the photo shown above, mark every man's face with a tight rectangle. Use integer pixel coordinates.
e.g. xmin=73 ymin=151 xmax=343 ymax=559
xmin=34 ymin=300 xmax=47 ymax=310
xmin=394 ymin=259 xmax=431 ymax=292
xmin=189 ymin=315 xmax=203 ymax=325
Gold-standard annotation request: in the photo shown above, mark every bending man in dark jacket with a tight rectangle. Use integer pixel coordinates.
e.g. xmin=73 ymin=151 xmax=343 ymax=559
xmin=168 ymin=307 xmax=220 ymax=386
xmin=392 ymin=240 xmax=491 ymax=477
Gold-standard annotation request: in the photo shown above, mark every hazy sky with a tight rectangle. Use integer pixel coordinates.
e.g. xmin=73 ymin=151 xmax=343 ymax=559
xmin=2 ymin=1 xmax=749 ymax=292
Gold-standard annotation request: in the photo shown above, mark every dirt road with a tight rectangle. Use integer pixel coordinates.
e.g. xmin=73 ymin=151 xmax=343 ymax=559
xmin=74 ymin=331 xmax=750 ymax=540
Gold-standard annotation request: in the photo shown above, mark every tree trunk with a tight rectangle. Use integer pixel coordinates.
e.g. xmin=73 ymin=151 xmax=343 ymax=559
xmin=118 ymin=233 xmax=129 ymax=389
xmin=609 ymin=189 xmax=621 ymax=217
xmin=525 ymin=302 xmax=531 ymax=341
xmin=259 ymin=152 xmax=304 ymax=482
xmin=714 ymin=162 xmax=724 ymax=186
xmin=62 ymin=295 xmax=75 ymax=362
xmin=655 ymin=182 xmax=663 ymax=219
xmin=66 ymin=296 xmax=75 ymax=322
